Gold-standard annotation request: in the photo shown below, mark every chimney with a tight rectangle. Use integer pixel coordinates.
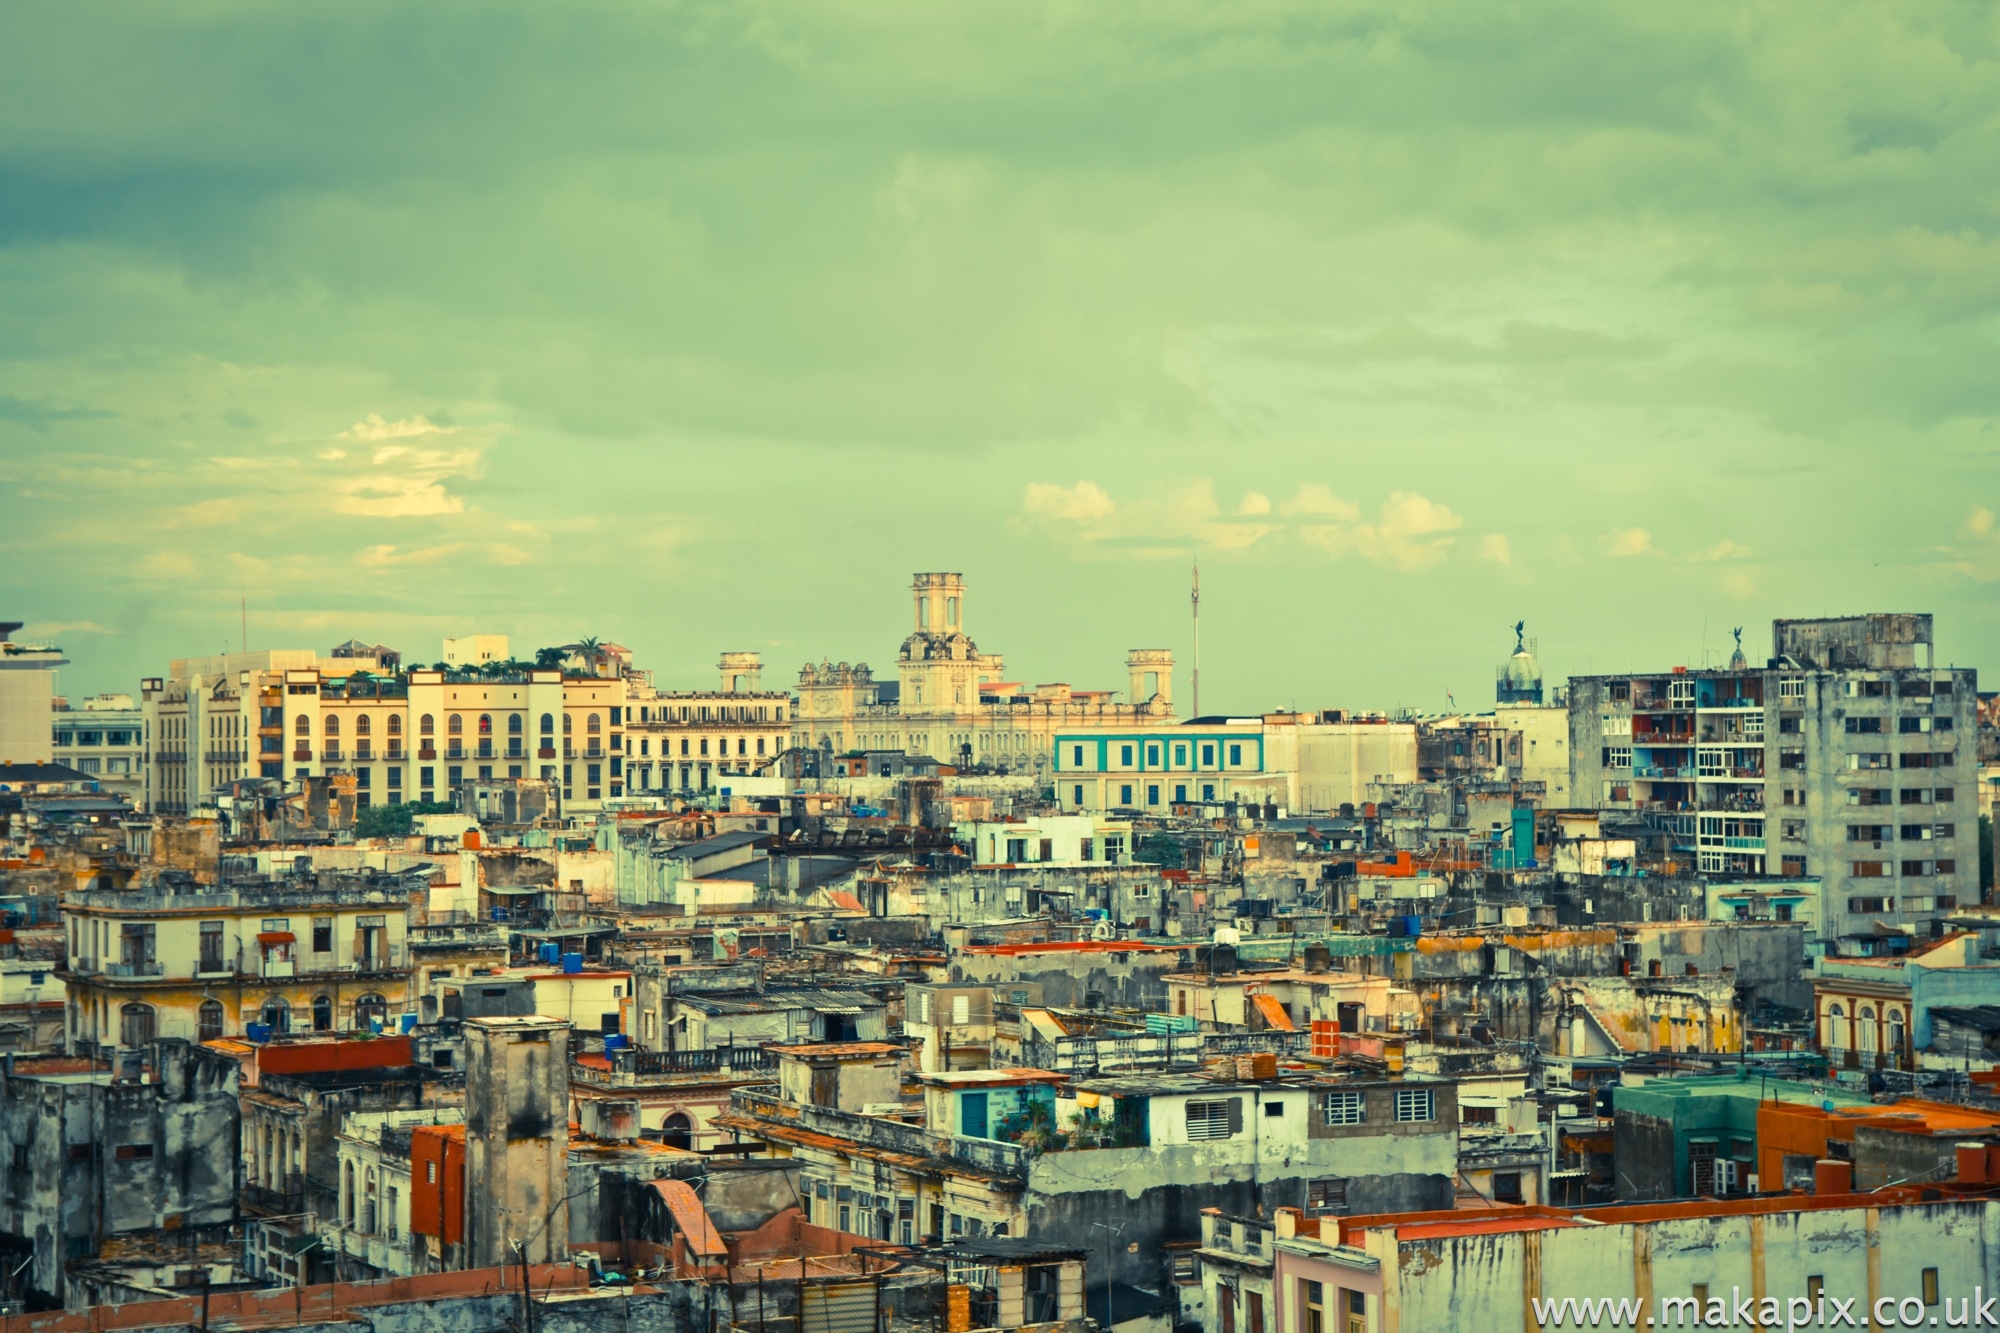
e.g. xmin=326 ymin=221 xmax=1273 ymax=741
xmin=1957 ymin=1142 xmax=1988 ymax=1185
xmin=1814 ymin=1159 xmax=1853 ymax=1195
xmin=1274 ymin=1208 xmax=1300 ymax=1240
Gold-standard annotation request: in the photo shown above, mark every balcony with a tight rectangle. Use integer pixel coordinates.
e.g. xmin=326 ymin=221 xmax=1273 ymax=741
xmin=386 ymin=744 xmax=404 ymax=760
xmin=293 ymin=748 xmax=312 ymax=762
xmin=242 ymin=1174 xmax=305 ymax=1218
xmin=418 ymin=746 xmax=436 ymax=761
xmin=538 ymin=746 xmax=556 ymax=759
xmin=106 ymin=960 xmax=164 ymax=978
xmin=355 ymin=744 xmax=372 ymax=760
xmin=446 ymin=744 xmax=465 ymax=760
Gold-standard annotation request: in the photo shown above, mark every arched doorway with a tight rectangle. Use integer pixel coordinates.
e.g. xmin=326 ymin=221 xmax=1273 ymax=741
xmin=661 ymin=1112 xmax=693 ymax=1150
xmin=262 ymin=996 xmax=290 ymax=1034
xmin=312 ymin=995 xmax=333 ymax=1032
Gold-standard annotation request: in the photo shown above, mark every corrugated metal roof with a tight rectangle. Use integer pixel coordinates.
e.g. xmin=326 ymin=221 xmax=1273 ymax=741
xmin=651 ymin=1178 xmax=727 ymax=1258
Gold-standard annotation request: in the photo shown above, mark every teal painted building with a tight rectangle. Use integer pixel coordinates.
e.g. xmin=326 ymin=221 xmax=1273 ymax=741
xmin=1610 ymin=1070 xmax=1867 ymax=1200
xmin=1053 ymin=721 xmax=1268 ymax=812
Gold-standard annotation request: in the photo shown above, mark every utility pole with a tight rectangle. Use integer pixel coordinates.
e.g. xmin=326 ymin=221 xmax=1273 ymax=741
xmin=1190 ymin=560 xmax=1201 ymax=719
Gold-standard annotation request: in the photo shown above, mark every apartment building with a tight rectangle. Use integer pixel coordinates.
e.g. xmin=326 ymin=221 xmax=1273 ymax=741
xmin=58 ymin=863 xmax=426 ymax=1052
xmin=1569 ymin=615 xmax=1977 ymax=952
xmin=146 ymin=648 xmax=631 ymax=815
xmin=1054 ymin=713 xmax=1418 ymax=815
xmin=50 ymin=693 xmax=145 ymax=800
xmin=792 ymin=573 xmax=1175 ymax=771
xmin=624 ymin=652 xmax=791 ymax=794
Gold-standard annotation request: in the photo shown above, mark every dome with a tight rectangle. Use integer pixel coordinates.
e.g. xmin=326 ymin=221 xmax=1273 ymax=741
xmin=1502 ymin=647 xmax=1540 ymax=691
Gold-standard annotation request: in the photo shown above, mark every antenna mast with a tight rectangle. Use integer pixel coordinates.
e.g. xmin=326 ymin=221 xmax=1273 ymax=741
xmin=1190 ymin=559 xmax=1201 ymax=718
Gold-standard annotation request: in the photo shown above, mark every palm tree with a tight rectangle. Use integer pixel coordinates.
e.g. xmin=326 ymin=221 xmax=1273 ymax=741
xmin=535 ymin=646 xmax=567 ymax=670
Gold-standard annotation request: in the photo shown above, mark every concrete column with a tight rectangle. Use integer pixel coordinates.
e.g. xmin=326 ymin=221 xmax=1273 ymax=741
xmin=464 ymin=1016 xmax=572 ymax=1268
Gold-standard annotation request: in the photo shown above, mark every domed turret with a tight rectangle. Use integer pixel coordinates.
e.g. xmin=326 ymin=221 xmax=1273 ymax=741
xmin=1497 ymin=620 xmax=1544 ymax=705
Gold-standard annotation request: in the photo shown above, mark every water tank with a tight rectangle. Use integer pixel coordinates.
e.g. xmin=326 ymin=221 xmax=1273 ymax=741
xmin=538 ymin=942 xmax=561 ymax=964
xmin=561 ymin=952 xmax=584 ymax=974
xmin=245 ymin=1022 xmax=272 ymax=1043
xmin=604 ymin=1033 xmax=629 ymax=1051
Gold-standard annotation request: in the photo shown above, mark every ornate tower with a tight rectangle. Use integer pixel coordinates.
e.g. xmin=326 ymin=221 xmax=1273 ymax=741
xmin=718 ymin=651 xmax=763 ymax=693
xmin=1126 ymin=649 xmax=1175 ymax=710
xmin=911 ymin=573 xmax=966 ymax=633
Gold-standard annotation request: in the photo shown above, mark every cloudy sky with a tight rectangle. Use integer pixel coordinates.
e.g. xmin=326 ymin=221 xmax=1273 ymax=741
xmin=3 ymin=4 xmax=1997 ymax=711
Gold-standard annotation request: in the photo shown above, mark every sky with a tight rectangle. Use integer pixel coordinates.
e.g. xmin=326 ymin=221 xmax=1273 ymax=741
xmin=3 ymin=3 xmax=1998 ymax=713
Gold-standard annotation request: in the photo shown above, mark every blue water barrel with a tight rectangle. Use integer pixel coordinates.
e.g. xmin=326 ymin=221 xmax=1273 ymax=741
xmin=561 ymin=952 xmax=584 ymax=974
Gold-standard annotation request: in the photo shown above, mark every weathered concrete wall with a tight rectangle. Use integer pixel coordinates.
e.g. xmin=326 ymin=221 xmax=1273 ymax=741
xmin=1025 ymin=1133 xmax=1454 ymax=1284
xmin=1610 ymin=1109 xmax=1679 ymax=1200
xmin=949 ymin=951 xmax=1181 ymax=1010
xmin=1853 ymin=1124 xmax=1956 ymax=1192
xmin=1385 ymin=1196 xmax=2000 ymax=1333
xmin=465 ymin=1018 xmax=571 ymax=1267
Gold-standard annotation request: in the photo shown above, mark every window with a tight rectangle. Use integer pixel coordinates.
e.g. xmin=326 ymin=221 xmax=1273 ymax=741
xmin=198 ymin=1000 xmax=225 ymax=1042
xmin=448 ymin=714 xmax=463 ymax=735
xmin=1493 ymin=1172 xmax=1524 ymax=1203
xmin=1186 ymin=1099 xmax=1241 ymax=1141
xmin=1323 ymin=1091 xmax=1365 ymax=1125
xmin=1393 ymin=1088 xmax=1435 ymax=1122
xmin=1120 ymin=744 xmax=1134 ymax=766
xmin=540 ymin=713 xmax=555 ymax=735
xmin=1607 ymin=747 xmax=1632 ymax=768
xmin=312 ymin=917 xmax=333 ymax=952
xmin=588 ymin=713 xmax=602 ymax=733
xmin=1229 ymin=743 xmax=1243 ymax=766
xmin=1247 ymin=1291 xmax=1265 ymax=1333
xmin=1924 ymin=1270 xmax=1939 ymax=1308
xmin=420 ymin=714 xmax=435 ymax=736
xmin=1844 ymin=716 xmax=1882 ymax=734
xmin=1850 ymin=862 xmax=1887 ymax=878
xmin=1305 ymin=1178 xmax=1349 ymax=1217
xmin=113 ymin=1144 xmax=154 ymax=1161
xmin=294 ymin=715 xmax=310 ymax=737
xmin=1847 ymin=896 xmax=1890 ymax=913
xmin=1147 ymin=784 xmax=1160 ymax=806
xmin=1120 ymin=784 xmax=1133 ymax=805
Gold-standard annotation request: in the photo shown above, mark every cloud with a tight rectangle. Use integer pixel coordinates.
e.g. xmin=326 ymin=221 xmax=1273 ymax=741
xmin=1606 ymin=528 xmax=1657 ymax=558
xmin=1721 ymin=571 xmax=1757 ymax=598
xmin=19 ymin=621 xmax=114 ymax=638
xmin=341 ymin=413 xmax=458 ymax=442
xmin=1301 ymin=491 xmax=1463 ymax=572
xmin=1280 ymin=484 xmax=1360 ymax=521
xmin=0 ymin=396 xmax=114 ymax=433
xmin=333 ymin=444 xmax=483 ymax=518
xmin=1965 ymin=507 xmax=1995 ymax=539
xmin=1237 ymin=492 xmax=1271 ymax=517
xmin=1477 ymin=534 xmax=1512 ymax=565
xmin=1022 ymin=481 xmax=1116 ymax=524
xmin=1700 ymin=539 xmax=1754 ymax=561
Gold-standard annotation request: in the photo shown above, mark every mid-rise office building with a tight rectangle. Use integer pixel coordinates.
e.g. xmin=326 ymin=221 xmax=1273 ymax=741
xmin=1570 ymin=615 xmax=1977 ymax=952
xmin=0 ymin=620 xmax=65 ymax=765
xmin=50 ymin=693 xmax=145 ymax=800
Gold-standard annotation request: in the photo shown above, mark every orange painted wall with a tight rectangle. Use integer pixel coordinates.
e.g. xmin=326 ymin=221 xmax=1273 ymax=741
xmin=409 ymin=1125 xmax=465 ymax=1245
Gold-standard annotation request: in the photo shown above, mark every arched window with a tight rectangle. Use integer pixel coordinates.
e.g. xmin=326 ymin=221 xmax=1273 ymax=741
xmin=540 ymin=713 xmax=555 ymax=735
xmin=661 ymin=1112 xmax=693 ymax=1151
xmin=363 ymin=1167 xmax=379 ymax=1234
xmin=354 ymin=993 xmax=388 ymax=1030
xmin=387 ymin=714 xmax=402 ymax=736
xmin=563 ymin=714 xmax=573 ymax=734
xmin=507 ymin=714 xmax=523 ymax=734
xmin=447 ymin=715 xmax=463 ymax=735
xmin=343 ymin=1161 xmax=356 ymax=1225
xmin=419 ymin=714 xmax=435 ymax=736
xmin=478 ymin=714 xmax=492 ymax=734
xmin=312 ymin=995 xmax=333 ymax=1031
xmin=1889 ymin=1013 xmax=1907 ymax=1058
xmin=354 ymin=714 xmax=371 ymax=736
xmin=588 ymin=714 xmax=602 ymax=733
xmin=262 ymin=996 xmax=291 ymax=1034
xmin=324 ymin=715 xmax=340 ymax=737
xmin=119 ymin=1002 xmax=156 ymax=1048
xmin=1826 ymin=1002 xmax=1846 ymax=1047
xmin=295 ymin=715 xmax=311 ymax=736
xmin=1860 ymin=1007 xmax=1878 ymax=1052
xmin=198 ymin=1000 xmax=225 ymax=1042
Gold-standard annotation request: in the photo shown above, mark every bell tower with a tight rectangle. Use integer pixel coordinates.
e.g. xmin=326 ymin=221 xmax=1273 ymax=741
xmin=912 ymin=573 xmax=965 ymax=634
xmin=1125 ymin=649 xmax=1175 ymax=710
